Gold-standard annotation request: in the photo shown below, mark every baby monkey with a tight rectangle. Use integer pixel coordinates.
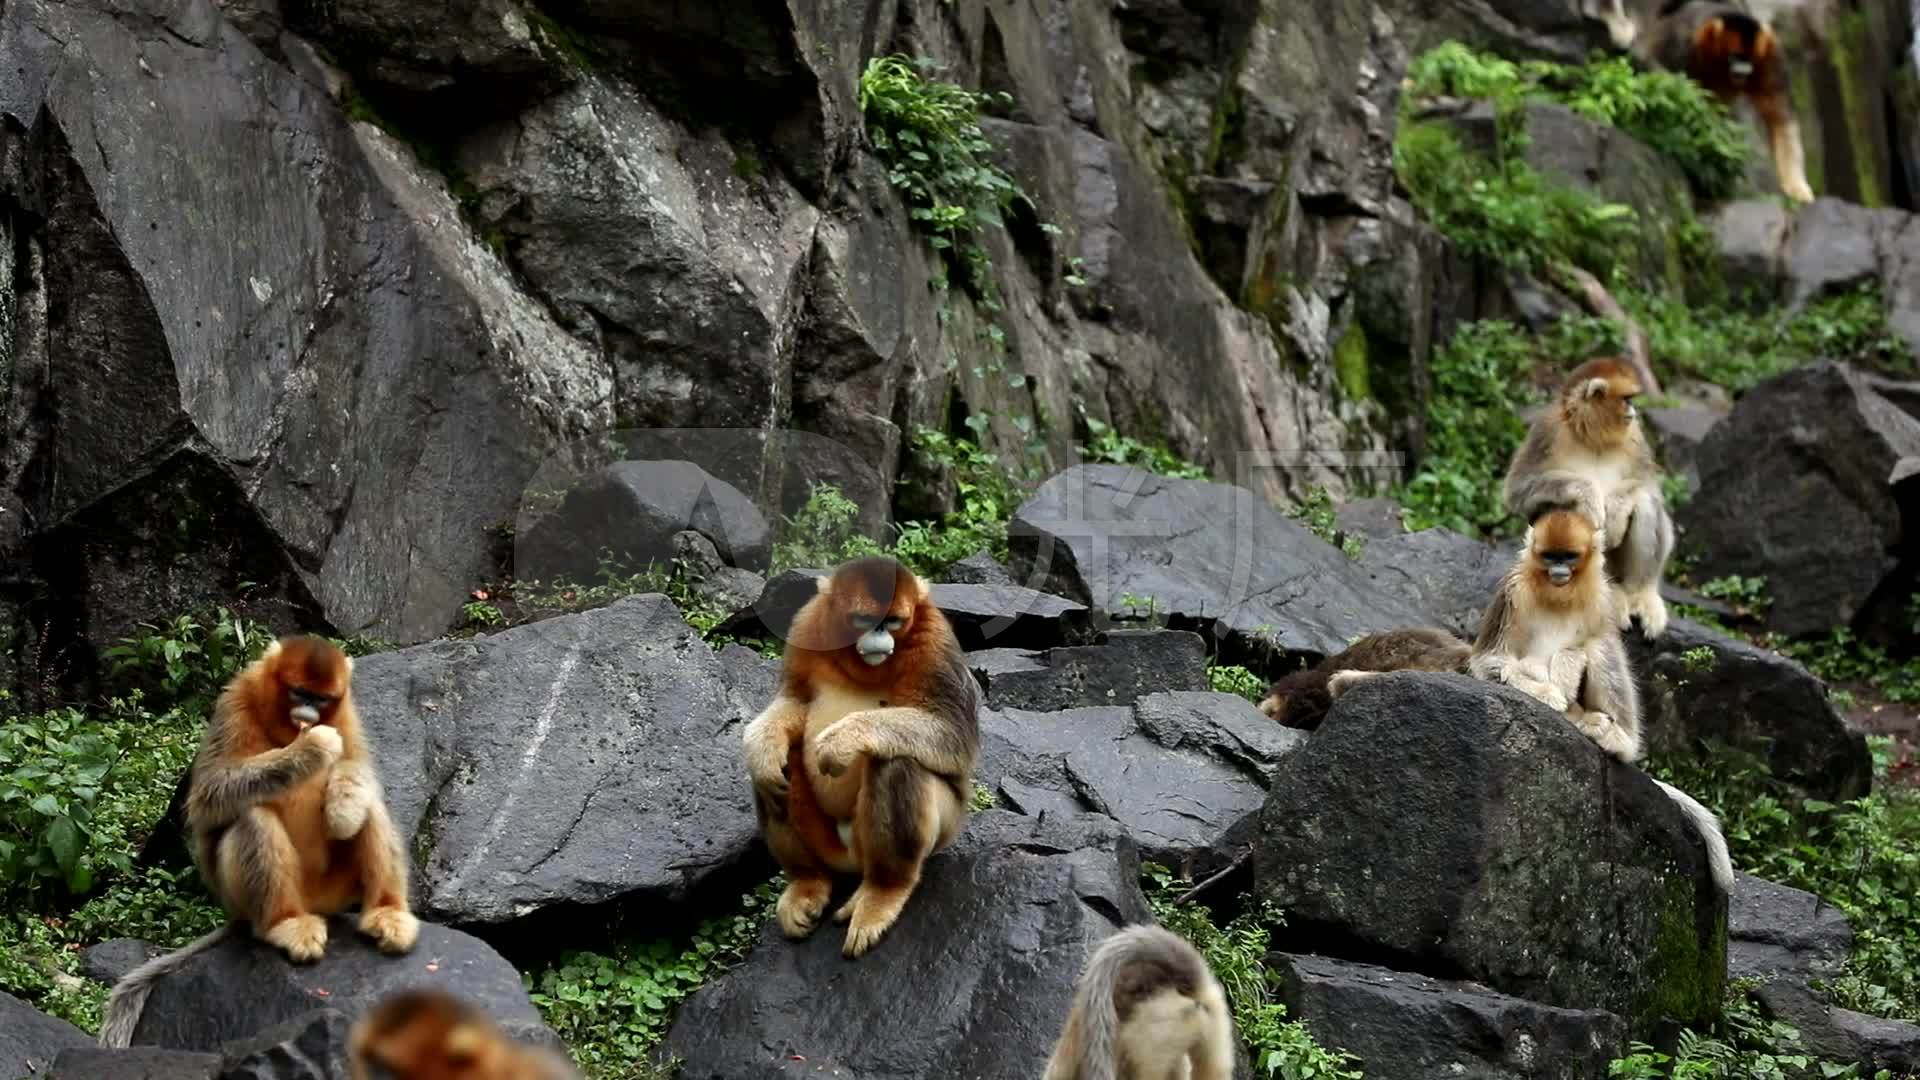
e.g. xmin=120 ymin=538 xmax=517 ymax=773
xmin=350 ymin=990 xmax=581 ymax=1079
xmin=1043 ymin=924 xmax=1236 ymax=1080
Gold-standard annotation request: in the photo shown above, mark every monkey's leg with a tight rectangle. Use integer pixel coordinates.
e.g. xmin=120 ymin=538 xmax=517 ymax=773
xmin=1575 ymin=635 xmax=1645 ymax=763
xmin=217 ymin=808 xmax=328 ymax=962
xmin=351 ymin=800 xmax=420 ymax=954
xmin=757 ymin=766 xmax=839 ymax=940
xmin=1326 ymin=669 xmax=1384 ymax=699
xmin=1759 ymin=94 xmax=1815 ymax=203
xmin=1185 ymin=992 xmax=1238 ymax=1080
xmin=1612 ymin=488 xmax=1673 ymax=637
xmin=836 ymin=759 xmax=955 ymax=958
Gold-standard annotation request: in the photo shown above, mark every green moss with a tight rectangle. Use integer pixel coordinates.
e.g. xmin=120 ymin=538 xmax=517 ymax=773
xmin=1827 ymin=10 xmax=1886 ymax=208
xmin=731 ymin=150 xmax=762 ymax=181
xmin=1332 ymin=320 xmax=1371 ymax=401
xmin=1636 ymin=869 xmax=1728 ymax=1032
xmin=1787 ymin=53 xmax=1826 ymax=197
xmin=525 ymin=6 xmax=603 ymax=72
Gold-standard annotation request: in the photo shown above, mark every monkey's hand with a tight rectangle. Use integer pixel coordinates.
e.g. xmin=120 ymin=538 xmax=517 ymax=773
xmin=809 ymin=716 xmax=869 ymax=779
xmin=325 ymin=760 xmax=376 ymax=840
xmin=302 ymin=723 xmax=344 ymax=762
xmin=743 ymin=698 xmax=803 ymax=801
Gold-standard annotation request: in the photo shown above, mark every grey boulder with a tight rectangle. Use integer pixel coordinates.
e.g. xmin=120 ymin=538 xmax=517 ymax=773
xmin=1275 ymin=953 xmax=1626 ymax=1078
xmin=352 ymin=595 xmax=773 ymax=926
xmin=661 ymin=810 xmax=1150 ymax=1080
xmin=1 ymin=991 xmax=91 ymax=1080
xmin=48 ymin=1047 xmax=221 ymax=1079
xmin=978 ymin=690 xmax=1303 ymax=867
xmin=1252 ymin=672 xmax=1726 ymax=1035
xmin=120 ymin=918 xmax=558 ymax=1056
xmin=967 ymin=629 xmax=1209 ymax=711
xmin=515 ymin=459 xmax=773 ymax=581
xmin=1008 ymin=466 xmax=1433 ymax=656
xmin=713 ymin=568 xmax=1090 ymax=652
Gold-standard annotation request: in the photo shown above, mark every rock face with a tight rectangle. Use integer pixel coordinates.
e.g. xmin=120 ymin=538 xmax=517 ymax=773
xmin=1680 ymin=362 xmax=1920 ymax=641
xmin=124 ymin=918 xmax=559 ymax=1054
xmin=0 ymin=0 xmax=612 ymax=652
xmin=49 ymin=1047 xmax=222 ymax=1079
xmin=352 ymin=595 xmax=773 ymax=926
xmin=514 ymin=460 xmax=773 ymax=581
xmin=1347 ymin=525 xmax=1515 ymax=637
xmin=967 ymin=629 xmax=1209 ymax=711
xmin=1252 ymin=672 xmax=1727 ymax=1034
xmin=1729 ymin=873 xmax=1920 ymax=1074
xmin=713 ymin=568 xmax=1091 ymax=652
xmin=662 ymin=810 xmax=1150 ymax=1080
xmin=1629 ymin=618 xmax=1872 ymax=800
xmin=1009 ymin=466 xmax=1434 ymax=656
xmin=0 ymin=990 xmax=91 ymax=1079
xmin=1275 ymin=953 xmax=1627 ymax=1078
xmin=977 ymin=690 xmax=1303 ymax=867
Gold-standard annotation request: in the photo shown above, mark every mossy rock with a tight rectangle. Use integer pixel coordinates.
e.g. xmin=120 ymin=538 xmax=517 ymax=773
xmin=1252 ymin=672 xmax=1728 ymax=1036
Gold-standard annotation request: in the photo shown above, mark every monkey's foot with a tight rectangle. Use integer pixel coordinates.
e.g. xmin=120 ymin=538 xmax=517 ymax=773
xmin=358 ymin=906 xmax=420 ymax=954
xmin=1256 ymin=693 xmax=1285 ymax=720
xmin=835 ymin=883 xmax=913 ymax=958
xmin=263 ymin=914 xmax=329 ymax=963
xmin=1625 ymin=588 xmax=1669 ymax=638
xmin=776 ymin=877 xmax=832 ymax=939
xmin=1572 ymin=711 xmax=1639 ymax=763
xmin=1326 ymin=670 xmax=1380 ymax=699
xmin=1783 ymin=176 xmax=1815 ymax=204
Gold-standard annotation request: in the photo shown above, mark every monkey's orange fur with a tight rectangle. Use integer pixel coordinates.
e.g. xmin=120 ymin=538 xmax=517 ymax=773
xmin=1521 ymin=510 xmax=1608 ymax=617
xmin=1556 ymin=357 xmax=1642 ymax=452
xmin=349 ymin=990 xmax=580 ymax=1079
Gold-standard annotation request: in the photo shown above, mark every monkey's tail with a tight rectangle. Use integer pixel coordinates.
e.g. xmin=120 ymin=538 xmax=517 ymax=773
xmin=98 ymin=924 xmax=232 ymax=1048
xmin=1651 ymin=778 xmax=1735 ymax=894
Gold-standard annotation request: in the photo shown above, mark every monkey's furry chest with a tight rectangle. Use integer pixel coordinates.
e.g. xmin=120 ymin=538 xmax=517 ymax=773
xmin=801 ymin=683 xmax=890 ymax=821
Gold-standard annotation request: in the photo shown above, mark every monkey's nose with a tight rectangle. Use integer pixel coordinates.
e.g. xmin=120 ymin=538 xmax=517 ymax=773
xmin=291 ymin=704 xmax=320 ymax=725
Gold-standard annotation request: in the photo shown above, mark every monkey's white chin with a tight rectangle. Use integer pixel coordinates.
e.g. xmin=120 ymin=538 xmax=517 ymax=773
xmin=858 ymin=650 xmax=891 ymax=666
xmin=1548 ymin=570 xmax=1573 ymax=585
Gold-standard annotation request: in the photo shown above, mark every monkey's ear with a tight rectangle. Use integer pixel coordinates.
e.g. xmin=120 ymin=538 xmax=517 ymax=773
xmin=262 ymin=639 xmax=284 ymax=661
xmin=343 ymin=654 xmax=354 ymax=677
xmin=1754 ymin=26 xmax=1776 ymax=60
xmin=814 ymin=575 xmax=832 ymax=595
xmin=1582 ymin=377 xmax=1611 ymax=400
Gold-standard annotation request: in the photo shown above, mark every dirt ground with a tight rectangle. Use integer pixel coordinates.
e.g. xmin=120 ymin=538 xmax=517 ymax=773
xmin=1841 ymin=689 xmax=1920 ymax=788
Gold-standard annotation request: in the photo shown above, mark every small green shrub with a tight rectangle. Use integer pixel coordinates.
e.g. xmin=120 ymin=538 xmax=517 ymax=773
xmin=527 ymin=880 xmax=779 ymax=1078
xmin=1406 ymin=43 xmax=1750 ymax=199
xmin=1624 ymin=284 xmax=1908 ymax=393
xmin=1655 ymin=738 xmax=1920 ymax=1022
xmin=1143 ymin=864 xmax=1362 ymax=1079
xmin=893 ymin=428 xmax=1024 ymax=574
xmin=1207 ymin=664 xmax=1265 ymax=703
xmin=1775 ymin=629 xmax=1920 ymax=704
xmin=859 ymin=55 xmax=1021 ymax=291
xmin=1079 ymin=415 xmax=1208 ymax=480
xmin=1609 ymin=987 xmax=1892 ymax=1078
xmin=770 ymin=484 xmax=886 ymax=573
xmin=1698 ymin=574 xmax=1772 ymax=619
xmin=1288 ymin=485 xmax=1361 ymax=558
xmin=1395 ymin=320 xmax=1538 ymax=535
xmin=100 ymin=607 xmax=269 ymax=715
xmin=1393 ymin=119 xmax=1637 ymax=279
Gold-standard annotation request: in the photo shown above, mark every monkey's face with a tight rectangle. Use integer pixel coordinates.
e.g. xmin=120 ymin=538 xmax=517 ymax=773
xmin=1697 ymin=16 xmax=1767 ymax=88
xmin=806 ymin=556 xmax=922 ymax=665
xmin=1528 ymin=511 xmax=1599 ymax=587
xmin=268 ymin=635 xmax=352 ymax=730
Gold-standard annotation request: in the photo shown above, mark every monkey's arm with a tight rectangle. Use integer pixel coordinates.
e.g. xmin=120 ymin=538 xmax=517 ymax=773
xmin=187 ymin=722 xmax=341 ymax=832
xmin=1505 ymin=469 xmax=1604 ymax=529
xmin=743 ymin=695 xmax=808 ymax=799
xmin=811 ymin=706 xmax=978 ymax=781
xmin=1569 ymin=633 xmax=1644 ymax=762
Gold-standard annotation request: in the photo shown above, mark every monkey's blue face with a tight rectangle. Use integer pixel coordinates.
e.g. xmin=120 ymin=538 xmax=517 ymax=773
xmin=850 ymin=613 xmax=906 ymax=665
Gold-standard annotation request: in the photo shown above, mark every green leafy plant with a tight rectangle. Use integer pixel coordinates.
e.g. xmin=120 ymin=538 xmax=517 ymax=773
xmin=1079 ymin=415 xmax=1208 ymax=480
xmin=1697 ymin=574 xmax=1772 ymax=620
xmin=1116 ymin=593 xmax=1161 ymax=622
xmin=1143 ymin=864 xmax=1363 ymax=1079
xmin=1395 ymin=320 xmax=1539 ymax=535
xmin=1775 ymin=628 xmax=1920 ymax=704
xmin=1288 ymin=485 xmax=1362 ymax=558
xmin=528 ymin=879 xmax=779 ymax=1078
xmin=1655 ymin=738 xmax=1920 ymax=1021
xmin=1407 ymin=43 xmax=1750 ymax=199
xmin=1207 ymin=664 xmax=1266 ymax=703
xmin=770 ymin=483 xmax=886 ymax=573
xmin=1623 ymin=284 xmax=1908 ymax=393
xmin=1609 ymin=987 xmax=1889 ymax=1078
xmin=859 ymin=55 xmax=1021 ymax=292
xmin=970 ymin=782 xmax=998 ymax=812
xmin=893 ymin=428 xmax=1025 ymax=574
xmin=100 ymin=607 xmax=269 ymax=715
xmin=1393 ymin=118 xmax=1636 ymax=279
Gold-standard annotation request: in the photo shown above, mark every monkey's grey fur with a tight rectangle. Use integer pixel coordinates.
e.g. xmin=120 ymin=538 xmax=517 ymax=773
xmin=1043 ymin=924 xmax=1236 ymax=1080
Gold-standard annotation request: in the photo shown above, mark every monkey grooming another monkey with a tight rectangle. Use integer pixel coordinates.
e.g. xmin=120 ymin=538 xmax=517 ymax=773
xmin=742 ymin=556 xmax=981 ymax=958
xmin=1043 ymin=924 xmax=1236 ymax=1080
xmin=1470 ymin=510 xmax=1734 ymax=890
xmin=1504 ymin=356 xmax=1675 ymax=638
xmin=349 ymin=989 xmax=581 ymax=1079
xmin=1636 ymin=0 xmax=1814 ymax=203
xmin=101 ymin=636 xmax=418 ymax=1047
xmin=1259 ymin=628 xmax=1471 ymax=730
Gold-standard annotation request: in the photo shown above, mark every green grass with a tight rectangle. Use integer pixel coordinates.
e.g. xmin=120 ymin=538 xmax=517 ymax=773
xmin=526 ymin=879 xmax=779 ymax=1078
xmin=1609 ymin=986 xmax=1896 ymax=1078
xmin=1207 ymin=663 xmax=1266 ymax=703
xmin=1624 ymin=285 xmax=1909 ymax=393
xmin=1287 ymin=485 xmax=1362 ymax=558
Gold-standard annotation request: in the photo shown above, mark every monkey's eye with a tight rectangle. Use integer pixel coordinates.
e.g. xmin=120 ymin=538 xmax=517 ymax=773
xmin=289 ymin=688 xmax=334 ymax=709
